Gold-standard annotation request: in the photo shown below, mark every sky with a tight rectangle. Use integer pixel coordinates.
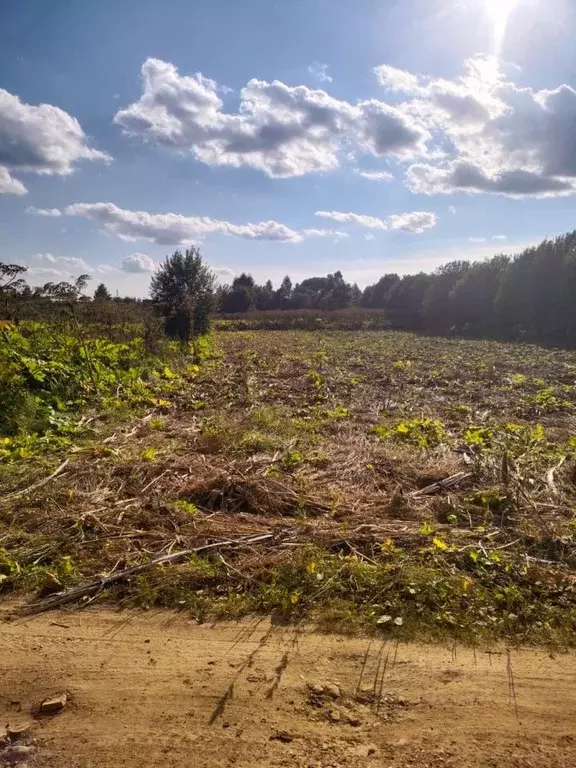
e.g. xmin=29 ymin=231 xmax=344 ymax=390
xmin=1 ymin=0 xmax=576 ymax=297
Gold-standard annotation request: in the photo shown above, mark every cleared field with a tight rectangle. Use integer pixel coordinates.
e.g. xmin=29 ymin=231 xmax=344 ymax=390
xmin=1 ymin=330 xmax=575 ymax=644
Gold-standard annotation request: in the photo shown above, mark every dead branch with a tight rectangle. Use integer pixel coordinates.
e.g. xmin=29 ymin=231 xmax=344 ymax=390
xmin=410 ymin=471 xmax=472 ymax=498
xmin=22 ymin=532 xmax=274 ymax=615
xmin=545 ymin=457 xmax=566 ymax=497
xmin=2 ymin=459 xmax=69 ymax=503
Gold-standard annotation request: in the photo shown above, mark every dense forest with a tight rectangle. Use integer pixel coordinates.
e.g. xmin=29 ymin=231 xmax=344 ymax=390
xmin=216 ymin=231 xmax=576 ymax=346
xmin=2 ymin=230 xmax=576 ymax=346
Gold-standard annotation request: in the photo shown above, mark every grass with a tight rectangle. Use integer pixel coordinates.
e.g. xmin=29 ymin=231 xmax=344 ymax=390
xmin=1 ymin=329 xmax=575 ymax=646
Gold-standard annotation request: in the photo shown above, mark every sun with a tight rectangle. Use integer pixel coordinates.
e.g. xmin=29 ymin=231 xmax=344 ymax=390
xmin=484 ymin=0 xmax=522 ymax=53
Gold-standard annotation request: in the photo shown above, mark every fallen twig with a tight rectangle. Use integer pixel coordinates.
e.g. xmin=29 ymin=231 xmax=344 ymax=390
xmin=23 ymin=532 xmax=274 ymax=615
xmin=545 ymin=457 xmax=565 ymax=497
xmin=2 ymin=459 xmax=70 ymax=503
xmin=410 ymin=472 xmax=472 ymax=498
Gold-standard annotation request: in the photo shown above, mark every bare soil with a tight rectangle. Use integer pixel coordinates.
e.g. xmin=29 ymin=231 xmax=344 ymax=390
xmin=1 ymin=609 xmax=575 ymax=768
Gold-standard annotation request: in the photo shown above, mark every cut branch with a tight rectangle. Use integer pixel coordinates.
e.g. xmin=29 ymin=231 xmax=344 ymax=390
xmin=410 ymin=472 xmax=472 ymax=498
xmin=23 ymin=532 xmax=274 ymax=615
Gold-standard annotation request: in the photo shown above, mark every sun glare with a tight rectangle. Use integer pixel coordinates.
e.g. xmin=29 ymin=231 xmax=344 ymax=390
xmin=484 ymin=0 xmax=522 ymax=53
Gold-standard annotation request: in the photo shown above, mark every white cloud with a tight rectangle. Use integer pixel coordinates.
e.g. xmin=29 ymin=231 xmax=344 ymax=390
xmin=59 ymin=256 xmax=91 ymax=271
xmin=386 ymin=211 xmax=437 ymax=234
xmin=121 ymin=253 xmax=157 ymax=273
xmin=113 ymin=58 xmax=429 ymax=178
xmin=493 ymin=234 xmax=507 ymax=241
xmin=469 ymin=236 xmax=487 ymax=243
xmin=213 ymin=267 xmax=234 ymax=278
xmin=308 ymin=62 xmax=332 ymax=83
xmin=0 ymin=88 xmax=110 ymax=193
xmin=0 ymin=167 xmax=27 ymax=195
xmin=65 ymin=201 xmax=338 ymax=245
xmin=449 ymin=205 xmax=457 ymax=214
xmin=27 ymin=266 xmax=72 ymax=279
xmin=315 ymin=209 xmax=437 ymax=234
xmin=355 ymin=169 xmax=394 ymax=181
xmin=407 ymin=160 xmax=575 ymax=198
xmin=301 ymin=228 xmax=349 ymax=240
xmin=26 ymin=206 xmax=62 ymax=216
xmin=33 ymin=253 xmax=92 ymax=272
xmin=374 ymin=64 xmax=422 ymax=93
xmin=376 ymin=55 xmax=576 ymax=198
xmin=316 ymin=211 xmax=387 ymax=229
xmin=365 ymin=233 xmax=376 ymax=241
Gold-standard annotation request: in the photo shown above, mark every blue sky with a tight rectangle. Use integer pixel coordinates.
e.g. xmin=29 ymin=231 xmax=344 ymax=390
xmin=1 ymin=0 xmax=576 ymax=296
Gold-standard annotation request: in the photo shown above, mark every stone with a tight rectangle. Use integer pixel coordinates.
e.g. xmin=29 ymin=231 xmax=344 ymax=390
xmin=39 ymin=693 xmax=67 ymax=714
xmin=270 ymin=731 xmax=293 ymax=743
xmin=328 ymin=709 xmax=341 ymax=723
xmin=0 ymin=744 xmax=35 ymax=764
xmin=324 ymin=682 xmax=341 ymax=699
xmin=347 ymin=715 xmax=361 ymax=727
xmin=6 ymin=724 xmax=31 ymax=741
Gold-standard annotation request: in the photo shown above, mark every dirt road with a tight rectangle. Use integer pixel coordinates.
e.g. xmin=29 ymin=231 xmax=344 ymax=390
xmin=1 ymin=610 xmax=575 ymax=768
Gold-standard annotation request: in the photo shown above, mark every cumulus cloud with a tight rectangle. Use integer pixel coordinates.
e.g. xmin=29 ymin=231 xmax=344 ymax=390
xmin=386 ymin=211 xmax=437 ymax=234
xmin=213 ymin=267 xmax=235 ymax=278
xmin=65 ymin=201 xmax=337 ymax=245
xmin=406 ymin=161 xmax=575 ymax=198
xmin=27 ymin=266 xmax=73 ymax=279
xmin=121 ymin=253 xmax=157 ymax=273
xmin=26 ymin=206 xmax=62 ymax=216
xmin=59 ymin=256 xmax=91 ymax=270
xmin=355 ymin=169 xmax=394 ymax=181
xmin=0 ymin=88 xmax=109 ymax=194
xmin=308 ymin=62 xmax=332 ymax=83
xmin=34 ymin=253 xmax=91 ymax=271
xmin=0 ymin=167 xmax=27 ymax=195
xmin=375 ymin=55 xmax=576 ymax=198
xmin=315 ymin=210 xmax=437 ymax=234
xmin=493 ymin=234 xmax=507 ymax=241
xmin=113 ymin=58 xmax=429 ymax=178
xmin=301 ymin=228 xmax=349 ymax=240
xmin=374 ymin=64 xmax=422 ymax=93
xmin=316 ymin=211 xmax=386 ymax=229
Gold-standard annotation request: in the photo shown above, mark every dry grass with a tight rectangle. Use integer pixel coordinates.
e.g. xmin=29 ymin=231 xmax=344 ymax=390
xmin=1 ymin=329 xmax=575 ymax=643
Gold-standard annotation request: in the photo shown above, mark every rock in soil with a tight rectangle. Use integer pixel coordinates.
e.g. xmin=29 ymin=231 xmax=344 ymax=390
xmin=323 ymin=683 xmax=341 ymax=700
xmin=6 ymin=724 xmax=31 ymax=742
xmin=39 ymin=693 xmax=67 ymax=714
xmin=0 ymin=744 xmax=36 ymax=764
xmin=270 ymin=731 xmax=293 ymax=743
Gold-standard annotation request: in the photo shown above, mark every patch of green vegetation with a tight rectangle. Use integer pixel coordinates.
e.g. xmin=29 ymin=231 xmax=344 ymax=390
xmin=373 ymin=417 xmax=446 ymax=449
xmin=0 ymin=320 xmax=198 ymax=463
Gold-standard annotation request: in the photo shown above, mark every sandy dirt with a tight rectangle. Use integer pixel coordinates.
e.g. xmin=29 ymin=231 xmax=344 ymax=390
xmin=0 ymin=610 xmax=575 ymax=768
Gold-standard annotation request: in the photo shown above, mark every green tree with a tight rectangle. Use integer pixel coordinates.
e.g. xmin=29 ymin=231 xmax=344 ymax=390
xmin=0 ymin=263 xmax=28 ymax=320
xmin=421 ymin=261 xmax=470 ymax=334
xmin=220 ymin=273 xmax=257 ymax=313
xmin=386 ymin=273 xmax=432 ymax=331
xmin=275 ymin=275 xmax=293 ymax=308
xmin=150 ymin=247 xmax=215 ymax=342
xmin=450 ymin=256 xmax=509 ymax=336
xmin=94 ymin=283 xmax=112 ymax=301
xmin=361 ymin=274 xmax=399 ymax=308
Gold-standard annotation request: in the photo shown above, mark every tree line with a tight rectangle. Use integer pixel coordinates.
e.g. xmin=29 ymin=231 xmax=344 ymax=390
xmin=216 ymin=230 xmax=576 ymax=346
xmin=2 ymin=229 xmax=576 ymax=346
